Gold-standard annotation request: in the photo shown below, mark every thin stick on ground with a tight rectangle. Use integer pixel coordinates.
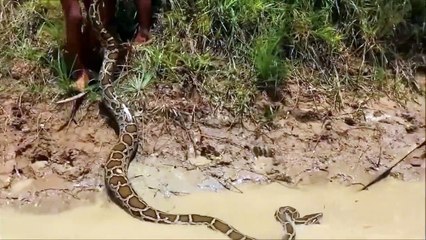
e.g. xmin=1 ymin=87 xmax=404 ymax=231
xmin=55 ymin=91 xmax=88 ymax=104
xmin=360 ymin=139 xmax=426 ymax=191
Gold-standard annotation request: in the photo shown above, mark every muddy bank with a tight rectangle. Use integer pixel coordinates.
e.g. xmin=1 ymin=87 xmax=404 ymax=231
xmin=0 ymin=73 xmax=425 ymax=236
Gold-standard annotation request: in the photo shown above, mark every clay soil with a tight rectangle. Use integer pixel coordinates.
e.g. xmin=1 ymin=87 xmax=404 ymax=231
xmin=0 ymin=72 xmax=425 ymax=214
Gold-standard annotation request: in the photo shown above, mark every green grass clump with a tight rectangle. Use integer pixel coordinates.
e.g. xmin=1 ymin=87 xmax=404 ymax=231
xmin=0 ymin=0 xmax=424 ymax=119
xmin=0 ymin=0 xmax=65 ymax=93
xmin=129 ymin=0 xmax=423 ymax=112
xmin=252 ymin=28 xmax=289 ymax=91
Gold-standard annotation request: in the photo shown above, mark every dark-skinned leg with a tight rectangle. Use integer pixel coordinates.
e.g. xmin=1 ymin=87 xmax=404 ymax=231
xmin=60 ymin=0 xmax=91 ymax=92
xmin=133 ymin=0 xmax=152 ymax=44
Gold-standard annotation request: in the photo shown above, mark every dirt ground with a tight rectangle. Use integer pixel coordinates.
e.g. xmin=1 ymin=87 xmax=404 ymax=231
xmin=0 ymin=71 xmax=425 ymax=215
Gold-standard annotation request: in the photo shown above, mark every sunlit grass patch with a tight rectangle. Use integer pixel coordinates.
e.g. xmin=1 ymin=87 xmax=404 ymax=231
xmin=0 ymin=0 xmax=423 ymax=118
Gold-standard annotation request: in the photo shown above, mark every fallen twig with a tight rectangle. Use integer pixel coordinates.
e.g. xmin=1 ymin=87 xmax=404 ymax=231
xmin=360 ymin=139 xmax=425 ymax=191
xmin=56 ymin=91 xmax=88 ymax=104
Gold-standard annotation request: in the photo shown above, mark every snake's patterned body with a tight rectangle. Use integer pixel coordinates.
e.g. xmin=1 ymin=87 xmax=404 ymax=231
xmin=274 ymin=206 xmax=323 ymax=240
xmin=87 ymin=0 xmax=323 ymax=239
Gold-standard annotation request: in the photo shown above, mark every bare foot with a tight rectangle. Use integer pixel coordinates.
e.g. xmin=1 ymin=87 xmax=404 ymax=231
xmin=133 ymin=30 xmax=153 ymax=46
xmin=71 ymin=70 xmax=90 ymax=92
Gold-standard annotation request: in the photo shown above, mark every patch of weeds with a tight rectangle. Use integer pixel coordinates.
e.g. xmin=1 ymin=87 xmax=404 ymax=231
xmin=38 ymin=16 xmax=64 ymax=49
xmin=86 ymin=85 xmax=102 ymax=102
xmin=0 ymin=0 xmax=64 ymax=89
xmin=261 ymin=104 xmax=280 ymax=125
xmin=0 ymin=1 xmax=49 ymax=56
xmin=121 ymin=71 xmax=154 ymax=98
xmin=49 ymin=50 xmax=75 ymax=95
xmin=201 ymin=63 xmax=256 ymax=116
xmin=252 ymin=28 xmax=289 ymax=93
xmin=27 ymin=82 xmax=46 ymax=95
xmin=1 ymin=0 xmax=423 ymax=123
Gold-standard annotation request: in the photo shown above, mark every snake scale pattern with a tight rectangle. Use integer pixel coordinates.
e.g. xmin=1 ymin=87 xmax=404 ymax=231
xmin=274 ymin=206 xmax=323 ymax=240
xmin=87 ymin=0 xmax=323 ymax=239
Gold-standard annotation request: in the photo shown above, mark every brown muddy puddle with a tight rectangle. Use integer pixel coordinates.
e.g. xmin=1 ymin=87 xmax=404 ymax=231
xmin=0 ymin=178 xmax=424 ymax=239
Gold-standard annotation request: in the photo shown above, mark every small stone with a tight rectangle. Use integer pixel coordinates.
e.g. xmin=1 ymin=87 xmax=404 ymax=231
xmin=0 ymin=175 xmax=11 ymax=188
xmin=31 ymin=161 xmax=48 ymax=172
xmin=324 ymin=120 xmax=332 ymax=130
xmin=10 ymin=178 xmax=34 ymax=195
xmin=344 ymin=117 xmax=356 ymax=126
xmin=189 ymin=155 xmax=212 ymax=166
xmin=405 ymin=124 xmax=418 ymax=133
xmin=21 ymin=126 xmax=30 ymax=133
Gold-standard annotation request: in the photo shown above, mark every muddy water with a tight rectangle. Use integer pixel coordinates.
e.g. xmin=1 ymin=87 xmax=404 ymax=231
xmin=0 ymin=178 xmax=424 ymax=239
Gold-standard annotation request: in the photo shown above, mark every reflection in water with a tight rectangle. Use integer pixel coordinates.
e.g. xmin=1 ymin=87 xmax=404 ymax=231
xmin=0 ymin=179 xmax=424 ymax=239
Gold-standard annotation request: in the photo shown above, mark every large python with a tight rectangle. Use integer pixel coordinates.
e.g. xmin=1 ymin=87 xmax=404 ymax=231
xmin=87 ymin=0 xmax=323 ymax=239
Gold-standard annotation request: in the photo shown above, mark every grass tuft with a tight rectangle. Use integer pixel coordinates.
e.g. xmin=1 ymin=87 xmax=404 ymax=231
xmin=0 ymin=0 xmax=424 ymax=119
